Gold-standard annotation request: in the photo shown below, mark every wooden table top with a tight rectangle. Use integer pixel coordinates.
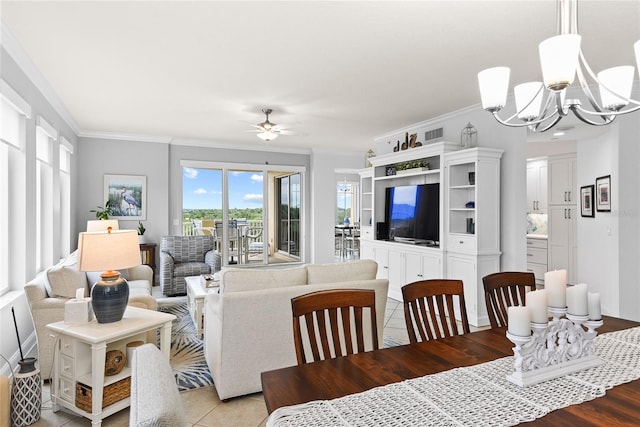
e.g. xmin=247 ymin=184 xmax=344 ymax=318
xmin=261 ymin=315 xmax=640 ymax=425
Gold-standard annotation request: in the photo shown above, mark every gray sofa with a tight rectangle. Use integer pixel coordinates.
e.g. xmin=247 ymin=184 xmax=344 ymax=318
xmin=204 ymin=259 xmax=389 ymax=400
xmin=159 ymin=235 xmax=221 ymax=296
xmin=24 ymin=250 xmax=156 ymax=380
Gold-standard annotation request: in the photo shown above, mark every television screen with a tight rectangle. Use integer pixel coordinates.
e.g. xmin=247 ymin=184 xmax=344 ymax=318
xmin=386 ymin=183 xmax=439 ymax=244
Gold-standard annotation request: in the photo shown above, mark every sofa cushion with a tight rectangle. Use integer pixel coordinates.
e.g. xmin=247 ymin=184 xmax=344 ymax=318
xmin=46 ymin=252 xmax=89 ymax=298
xmin=306 ymin=260 xmax=377 ymax=284
xmin=221 ymin=266 xmax=307 ymax=293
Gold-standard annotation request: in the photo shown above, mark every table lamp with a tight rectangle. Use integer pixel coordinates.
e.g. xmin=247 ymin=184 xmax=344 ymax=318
xmin=86 ymin=219 xmax=119 ymax=232
xmin=78 ymin=228 xmax=141 ymax=323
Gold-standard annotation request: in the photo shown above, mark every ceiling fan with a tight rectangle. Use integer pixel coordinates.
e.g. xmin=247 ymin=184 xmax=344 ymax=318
xmin=251 ymin=108 xmax=291 ymax=141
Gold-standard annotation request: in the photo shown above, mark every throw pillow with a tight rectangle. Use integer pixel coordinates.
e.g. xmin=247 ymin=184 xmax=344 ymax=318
xmin=46 ymin=251 xmax=89 ymax=298
xmin=221 ymin=266 xmax=307 ymax=293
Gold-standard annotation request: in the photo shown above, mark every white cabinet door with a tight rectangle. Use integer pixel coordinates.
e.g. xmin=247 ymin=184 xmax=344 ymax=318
xmin=373 ymin=245 xmax=389 ymax=280
xmin=548 ymin=205 xmax=577 ymax=283
xmin=387 ymin=249 xmax=404 ymax=300
xmin=548 ymin=157 xmax=576 ymax=205
xmin=446 ymin=254 xmax=477 ymax=324
xmin=527 ymin=160 xmax=548 ymax=212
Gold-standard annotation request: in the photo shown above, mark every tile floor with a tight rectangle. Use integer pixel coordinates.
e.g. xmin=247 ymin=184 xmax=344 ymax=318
xmin=30 ymin=298 xmax=484 ymax=426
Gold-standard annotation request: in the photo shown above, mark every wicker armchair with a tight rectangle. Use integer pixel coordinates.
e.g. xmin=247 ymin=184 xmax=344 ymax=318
xmin=159 ymin=235 xmax=220 ymax=296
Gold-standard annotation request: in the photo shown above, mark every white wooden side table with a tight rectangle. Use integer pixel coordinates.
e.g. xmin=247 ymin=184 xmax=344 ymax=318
xmin=46 ymin=306 xmax=175 ymax=426
xmin=185 ymin=275 xmax=219 ymax=337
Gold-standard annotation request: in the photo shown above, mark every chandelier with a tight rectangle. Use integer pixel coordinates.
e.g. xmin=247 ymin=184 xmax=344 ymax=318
xmin=477 ymin=0 xmax=640 ymax=132
xmin=256 ymin=108 xmax=279 ymax=141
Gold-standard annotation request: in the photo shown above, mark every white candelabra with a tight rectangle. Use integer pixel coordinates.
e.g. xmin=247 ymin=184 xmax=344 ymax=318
xmin=506 ymin=306 xmax=603 ymax=387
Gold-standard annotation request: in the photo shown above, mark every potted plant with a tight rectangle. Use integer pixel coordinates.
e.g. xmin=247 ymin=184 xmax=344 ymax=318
xmin=90 ymin=201 xmax=112 ymax=220
xmin=137 ymin=221 xmax=146 ymax=244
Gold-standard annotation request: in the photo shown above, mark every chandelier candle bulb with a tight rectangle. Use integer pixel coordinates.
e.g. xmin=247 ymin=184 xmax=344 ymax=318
xmin=567 ymin=283 xmax=589 ymax=316
xmin=545 ymin=270 xmax=567 ymax=308
xmin=527 ymin=289 xmax=548 ymax=324
xmin=588 ymin=292 xmax=601 ymax=320
xmin=508 ymin=306 xmax=531 ymax=337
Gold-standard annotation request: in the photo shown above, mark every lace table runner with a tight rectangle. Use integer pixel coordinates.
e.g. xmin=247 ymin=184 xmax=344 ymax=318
xmin=267 ymin=327 xmax=640 ymax=427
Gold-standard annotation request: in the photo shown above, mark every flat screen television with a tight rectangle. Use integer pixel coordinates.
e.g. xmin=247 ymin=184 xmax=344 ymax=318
xmin=385 ymin=183 xmax=439 ymax=245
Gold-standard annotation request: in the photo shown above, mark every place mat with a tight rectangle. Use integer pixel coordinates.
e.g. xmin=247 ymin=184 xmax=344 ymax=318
xmin=267 ymin=326 xmax=640 ymax=427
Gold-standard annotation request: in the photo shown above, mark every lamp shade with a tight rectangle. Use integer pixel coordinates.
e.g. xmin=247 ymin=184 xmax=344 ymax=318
xmin=77 ymin=230 xmax=141 ymax=272
xmin=86 ymin=219 xmax=119 ymax=232
xmin=478 ymin=67 xmax=510 ymax=112
xmin=598 ymin=66 xmax=635 ymax=111
xmin=514 ymin=82 xmax=544 ymax=121
xmin=539 ymin=34 xmax=581 ymax=90
xmin=257 ymin=130 xmax=278 ymax=141
xmin=635 ymin=40 xmax=640 ymax=79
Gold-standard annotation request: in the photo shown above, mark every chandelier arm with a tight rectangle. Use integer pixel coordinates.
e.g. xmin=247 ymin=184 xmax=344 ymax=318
xmin=575 ymin=53 xmax=609 ymax=116
xmin=573 ymin=103 xmax=640 ymax=117
xmin=530 ymin=114 xmax=563 ymax=133
xmin=571 ymin=106 xmax=616 ymax=126
xmin=489 ymin=108 xmax=560 ymax=128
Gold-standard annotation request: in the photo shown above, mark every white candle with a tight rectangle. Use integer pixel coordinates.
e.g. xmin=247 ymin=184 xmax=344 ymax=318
xmin=567 ymin=283 xmax=588 ymax=316
xmin=545 ymin=269 xmax=567 ymax=308
xmin=527 ymin=289 xmax=548 ymax=324
xmin=588 ymin=292 xmax=601 ymax=320
xmin=508 ymin=306 xmax=531 ymax=337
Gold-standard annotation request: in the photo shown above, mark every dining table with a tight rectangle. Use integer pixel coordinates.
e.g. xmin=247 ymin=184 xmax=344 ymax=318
xmin=261 ymin=315 xmax=640 ymax=426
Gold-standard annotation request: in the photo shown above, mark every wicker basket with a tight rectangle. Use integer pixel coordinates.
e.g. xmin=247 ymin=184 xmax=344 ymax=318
xmin=75 ymin=377 xmax=131 ymax=412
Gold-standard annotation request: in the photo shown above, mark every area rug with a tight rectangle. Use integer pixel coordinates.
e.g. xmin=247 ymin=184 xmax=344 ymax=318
xmin=158 ymin=300 xmax=214 ymax=391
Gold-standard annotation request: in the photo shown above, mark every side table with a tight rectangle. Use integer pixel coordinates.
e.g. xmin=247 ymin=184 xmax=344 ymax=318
xmin=46 ymin=306 xmax=175 ymax=426
xmin=139 ymin=243 xmax=157 ymax=285
xmin=185 ymin=275 xmax=218 ymax=337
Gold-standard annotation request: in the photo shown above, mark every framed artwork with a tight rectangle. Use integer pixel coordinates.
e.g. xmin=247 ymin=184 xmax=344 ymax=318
xmin=595 ymin=175 xmax=611 ymax=212
xmin=104 ymin=174 xmax=147 ymax=220
xmin=580 ymin=185 xmax=594 ymax=217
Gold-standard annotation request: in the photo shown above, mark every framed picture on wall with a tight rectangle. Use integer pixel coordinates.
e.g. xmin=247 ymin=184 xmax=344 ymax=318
xmin=595 ymin=175 xmax=611 ymax=212
xmin=580 ymin=185 xmax=594 ymax=217
xmin=104 ymin=174 xmax=147 ymax=220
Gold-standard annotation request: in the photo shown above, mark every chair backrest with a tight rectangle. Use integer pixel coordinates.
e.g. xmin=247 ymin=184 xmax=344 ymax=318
xmin=482 ymin=271 xmax=536 ymax=328
xmin=291 ymin=289 xmax=378 ymax=365
xmin=129 ymin=344 xmax=186 ymax=426
xmin=160 ymin=235 xmax=215 ymax=262
xmin=402 ymin=279 xmax=470 ymax=343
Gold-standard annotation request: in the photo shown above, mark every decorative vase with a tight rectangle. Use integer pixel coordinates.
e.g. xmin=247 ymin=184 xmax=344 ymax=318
xmin=10 ymin=359 xmax=41 ymax=427
xmin=137 ymin=235 xmax=146 ymax=244
xmin=90 ymin=273 xmax=129 ymax=323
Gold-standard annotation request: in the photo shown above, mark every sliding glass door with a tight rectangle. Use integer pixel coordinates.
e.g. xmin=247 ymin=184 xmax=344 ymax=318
xmin=182 ymin=162 xmax=303 ymax=266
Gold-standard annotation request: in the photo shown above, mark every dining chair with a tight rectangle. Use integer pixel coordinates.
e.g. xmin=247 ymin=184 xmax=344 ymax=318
xmin=291 ymin=289 xmax=378 ymax=364
xmin=401 ymin=279 xmax=470 ymax=343
xmin=482 ymin=271 xmax=536 ymax=328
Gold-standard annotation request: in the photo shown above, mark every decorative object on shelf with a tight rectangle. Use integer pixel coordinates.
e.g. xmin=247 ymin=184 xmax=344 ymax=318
xmin=580 ymin=185 xmax=595 ymax=217
xmin=465 ymin=201 xmax=475 ymax=208
xmin=460 ymin=122 xmax=478 ymax=149
xmin=105 ymin=350 xmax=126 ymax=376
xmin=10 ymin=307 xmax=41 ymax=427
xmin=104 ymin=174 xmax=147 ymax=220
xmin=466 ymin=218 xmax=475 ymax=234
xmin=394 ymin=159 xmax=429 ymax=175
xmin=78 ymin=229 xmax=141 ymax=323
xmin=401 ymin=132 xmax=409 ymax=150
xmin=409 ymin=133 xmax=418 ymax=147
xmin=385 ymin=166 xmax=396 ymax=176
xmin=393 ymin=141 xmax=400 ymax=152
xmin=126 ymin=341 xmax=144 ymax=368
xmin=477 ymin=0 xmax=640 ymax=132
xmin=365 ymin=149 xmax=376 ymax=167
xmin=595 ymin=175 xmax=611 ymax=212
xmin=468 ymin=172 xmax=476 ymax=185
xmin=137 ymin=221 xmax=146 ymax=244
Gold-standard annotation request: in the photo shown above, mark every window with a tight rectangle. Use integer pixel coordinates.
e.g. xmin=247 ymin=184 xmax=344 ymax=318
xmin=59 ymin=137 xmax=72 ymax=257
xmin=0 ymin=80 xmax=30 ymax=295
xmin=182 ymin=162 xmax=304 ymax=267
xmin=36 ymin=117 xmax=56 ymax=271
xmin=336 ymin=181 xmax=359 ymax=225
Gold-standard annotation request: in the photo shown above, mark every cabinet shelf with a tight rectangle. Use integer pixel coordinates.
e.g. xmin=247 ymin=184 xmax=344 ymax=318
xmin=450 ymin=208 xmax=475 ymax=212
xmin=77 ymin=367 xmax=131 ymax=388
xmin=450 ymin=185 xmax=475 ymax=190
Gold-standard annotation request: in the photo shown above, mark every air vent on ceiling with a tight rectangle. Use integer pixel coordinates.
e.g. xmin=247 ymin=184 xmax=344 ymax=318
xmin=424 ymin=128 xmax=444 ymax=144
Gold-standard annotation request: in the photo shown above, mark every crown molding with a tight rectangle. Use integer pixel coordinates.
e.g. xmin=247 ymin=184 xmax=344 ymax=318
xmin=1 ymin=20 xmax=81 ymax=135
xmin=79 ymin=131 xmax=173 ymax=144
xmin=170 ymin=137 xmax=312 ymax=155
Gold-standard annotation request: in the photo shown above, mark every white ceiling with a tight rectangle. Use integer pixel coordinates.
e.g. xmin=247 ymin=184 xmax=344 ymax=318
xmin=1 ymin=1 xmax=639 ymax=153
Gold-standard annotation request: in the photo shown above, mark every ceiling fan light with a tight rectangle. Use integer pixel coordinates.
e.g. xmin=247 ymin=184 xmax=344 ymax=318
xmin=598 ymin=66 xmax=635 ymax=111
xmin=514 ymin=82 xmax=544 ymax=121
xmin=257 ymin=131 xmax=278 ymax=142
xmin=539 ymin=34 xmax=581 ymax=91
xmin=478 ymin=67 xmax=510 ymax=112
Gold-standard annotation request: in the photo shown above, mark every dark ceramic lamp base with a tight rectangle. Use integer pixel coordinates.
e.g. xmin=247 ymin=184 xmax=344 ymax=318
xmin=91 ymin=273 xmax=129 ymax=323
